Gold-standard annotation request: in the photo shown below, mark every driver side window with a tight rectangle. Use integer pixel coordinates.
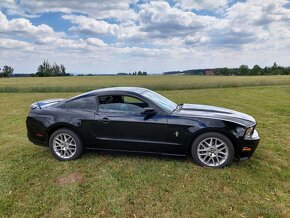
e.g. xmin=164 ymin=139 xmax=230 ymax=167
xmin=98 ymin=95 xmax=148 ymax=113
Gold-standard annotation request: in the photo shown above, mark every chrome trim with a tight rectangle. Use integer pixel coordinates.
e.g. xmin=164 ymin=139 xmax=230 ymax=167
xmin=95 ymin=136 xmax=180 ymax=146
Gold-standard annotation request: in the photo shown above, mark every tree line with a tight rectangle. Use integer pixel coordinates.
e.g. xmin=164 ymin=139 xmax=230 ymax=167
xmin=0 ymin=60 xmax=69 ymax=78
xmin=117 ymin=71 xmax=148 ymax=76
xmin=1 ymin=61 xmax=290 ymax=77
xmin=164 ymin=63 xmax=290 ymax=76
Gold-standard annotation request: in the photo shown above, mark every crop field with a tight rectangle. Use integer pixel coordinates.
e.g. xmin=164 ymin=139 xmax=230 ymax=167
xmin=1 ymin=75 xmax=290 ymax=92
xmin=0 ymin=76 xmax=289 ymax=217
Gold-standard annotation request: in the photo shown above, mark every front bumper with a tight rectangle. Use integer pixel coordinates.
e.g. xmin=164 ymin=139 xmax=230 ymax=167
xmin=237 ymin=130 xmax=260 ymax=160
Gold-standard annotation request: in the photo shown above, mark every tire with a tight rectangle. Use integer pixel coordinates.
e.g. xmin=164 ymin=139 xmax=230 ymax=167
xmin=191 ymin=132 xmax=234 ymax=168
xmin=49 ymin=128 xmax=83 ymax=161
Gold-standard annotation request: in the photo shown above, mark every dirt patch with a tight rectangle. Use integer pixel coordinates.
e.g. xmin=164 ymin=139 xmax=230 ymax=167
xmin=57 ymin=172 xmax=85 ymax=186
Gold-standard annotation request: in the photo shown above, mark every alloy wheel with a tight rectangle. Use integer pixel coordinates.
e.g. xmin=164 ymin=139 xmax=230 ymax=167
xmin=197 ymin=137 xmax=229 ymax=167
xmin=52 ymin=133 xmax=77 ymax=159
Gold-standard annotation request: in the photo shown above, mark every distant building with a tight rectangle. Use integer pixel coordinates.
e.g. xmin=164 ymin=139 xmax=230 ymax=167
xmin=205 ymin=70 xmax=214 ymax=76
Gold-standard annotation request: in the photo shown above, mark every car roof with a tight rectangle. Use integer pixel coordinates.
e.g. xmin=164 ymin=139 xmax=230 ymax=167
xmin=94 ymin=87 xmax=149 ymax=94
xmin=69 ymin=87 xmax=150 ymax=100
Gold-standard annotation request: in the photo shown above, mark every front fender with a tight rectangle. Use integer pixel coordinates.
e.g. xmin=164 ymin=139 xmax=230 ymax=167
xmin=167 ymin=115 xmax=246 ymax=156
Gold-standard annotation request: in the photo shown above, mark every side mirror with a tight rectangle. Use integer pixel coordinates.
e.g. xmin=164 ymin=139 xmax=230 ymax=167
xmin=141 ymin=107 xmax=156 ymax=119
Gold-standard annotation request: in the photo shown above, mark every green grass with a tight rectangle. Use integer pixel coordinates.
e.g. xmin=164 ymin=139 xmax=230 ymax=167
xmin=0 ymin=85 xmax=289 ymax=217
xmin=1 ymin=75 xmax=290 ymax=92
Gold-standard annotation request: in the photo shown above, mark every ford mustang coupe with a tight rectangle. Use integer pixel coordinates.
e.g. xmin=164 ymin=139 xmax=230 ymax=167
xmin=26 ymin=87 xmax=260 ymax=167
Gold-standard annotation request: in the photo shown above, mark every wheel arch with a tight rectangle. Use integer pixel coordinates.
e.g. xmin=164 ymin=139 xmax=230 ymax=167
xmin=186 ymin=127 xmax=238 ymax=155
xmin=46 ymin=123 xmax=81 ymax=144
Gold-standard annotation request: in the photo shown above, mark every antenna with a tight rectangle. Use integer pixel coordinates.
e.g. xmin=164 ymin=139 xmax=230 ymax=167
xmin=33 ymin=91 xmax=42 ymax=110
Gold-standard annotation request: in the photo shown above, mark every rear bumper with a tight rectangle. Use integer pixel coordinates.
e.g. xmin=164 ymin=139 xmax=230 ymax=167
xmin=237 ymin=130 xmax=260 ymax=160
xmin=27 ymin=132 xmax=47 ymax=147
xmin=26 ymin=117 xmax=48 ymax=147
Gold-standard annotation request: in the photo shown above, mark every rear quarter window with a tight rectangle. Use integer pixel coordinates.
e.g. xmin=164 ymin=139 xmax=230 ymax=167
xmin=65 ymin=96 xmax=96 ymax=111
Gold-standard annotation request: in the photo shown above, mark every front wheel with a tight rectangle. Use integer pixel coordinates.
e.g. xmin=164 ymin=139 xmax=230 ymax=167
xmin=49 ymin=128 xmax=83 ymax=161
xmin=191 ymin=132 xmax=234 ymax=168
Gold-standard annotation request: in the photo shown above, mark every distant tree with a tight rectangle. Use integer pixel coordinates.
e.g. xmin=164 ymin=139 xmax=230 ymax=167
xmin=36 ymin=60 xmax=51 ymax=77
xmin=239 ymin=65 xmax=249 ymax=75
xmin=1 ymin=65 xmax=14 ymax=77
xmin=262 ymin=66 xmax=270 ymax=75
xmin=270 ymin=62 xmax=284 ymax=75
xmin=272 ymin=62 xmax=278 ymax=69
xmin=282 ymin=67 xmax=290 ymax=75
xmin=252 ymin=65 xmax=262 ymax=75
xmin=36 ymin=60 xmax=69 ymax=77
xmin=60 ymin=64 xmax=66 ymax=75
xmin=142 ymin=71 xmax=148 ymax=75
xmin=219 ymin=67 xmax=230 ymax=76
xmin=51 ymin=64 xmax=60 ymax=76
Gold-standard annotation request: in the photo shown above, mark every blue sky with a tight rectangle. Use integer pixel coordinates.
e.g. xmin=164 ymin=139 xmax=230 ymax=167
xmin=0 ymin=0 xmax=290 ymax=74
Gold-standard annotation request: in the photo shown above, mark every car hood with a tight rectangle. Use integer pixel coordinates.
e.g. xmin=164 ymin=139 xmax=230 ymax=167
xmin=174 ymin=104 xmax=256 ymax=127
xmin=30 ymin=98 xmax=65 ymax=109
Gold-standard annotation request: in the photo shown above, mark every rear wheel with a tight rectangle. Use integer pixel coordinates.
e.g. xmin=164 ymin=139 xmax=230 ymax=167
xmin=191 ymin=132 xmax=234 ymax=168
xmin=49 ymin=128 xmax=83 ymax=161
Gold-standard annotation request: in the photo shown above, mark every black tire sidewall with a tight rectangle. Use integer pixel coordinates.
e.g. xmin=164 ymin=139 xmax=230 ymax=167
xmin=49 ymin=128 xmax=83 ymax=161
xmin=191 ymin=132 xmax=234 ymax=168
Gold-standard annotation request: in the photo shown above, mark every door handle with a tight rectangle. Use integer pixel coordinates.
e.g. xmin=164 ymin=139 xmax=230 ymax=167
xmin=102 ymin=117 xmax=109 ymax=123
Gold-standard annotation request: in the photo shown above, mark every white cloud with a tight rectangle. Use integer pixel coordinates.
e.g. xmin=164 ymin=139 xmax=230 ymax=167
xmin=63 ymin=15 xmax=120 ymax=36
xmin=0 ymin=0 xmax=17 ymax=10
xmin=138 ymin=1 xmax=216 ymax=38
xmin=35 ymin=37 xmax=108 ymax=50
xmin=86 ymin=38 xmax=108 ymax=47
xmin=175 ymin=0 xmax=228 ymax=10
xmin=1 ymin=0 xmax=138 ymax=20
xmin=0 ymin=11 xmax=63 ymax=38
xmin=0 ymin=0 xmax=290 ymax=74
xmin=226 ymin=0 xmax=290 ymax=27
xmin=0 ymin=11 xmax=107 ymax=52
xmin=0 ymin=37 xmax=33 ymax=49
xmin=220 ymin=0 xmax=290 ymax=46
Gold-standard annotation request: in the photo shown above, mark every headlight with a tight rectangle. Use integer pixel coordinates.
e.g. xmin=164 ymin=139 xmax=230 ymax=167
xmin=245 ymin=126 xmax=254 ymax=137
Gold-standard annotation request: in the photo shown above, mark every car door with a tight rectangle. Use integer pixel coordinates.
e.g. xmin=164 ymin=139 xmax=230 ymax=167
xmin=92 ymin=94 xmax=169 ymax=153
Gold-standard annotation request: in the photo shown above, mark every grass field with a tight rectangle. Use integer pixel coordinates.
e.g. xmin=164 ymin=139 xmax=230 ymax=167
xmin=0 ymin=81 xmax=289 ymax=217
xmin=1 ymin=75 xmax=290 ymax=92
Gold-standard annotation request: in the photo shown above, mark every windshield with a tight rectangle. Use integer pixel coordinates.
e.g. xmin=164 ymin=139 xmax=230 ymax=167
xmin=141 ymin=90 xmax=177 ymax=113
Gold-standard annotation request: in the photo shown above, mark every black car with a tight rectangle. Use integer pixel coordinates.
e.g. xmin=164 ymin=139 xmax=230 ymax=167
xmin=26 ymin=87 xmax=260 ymax=167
